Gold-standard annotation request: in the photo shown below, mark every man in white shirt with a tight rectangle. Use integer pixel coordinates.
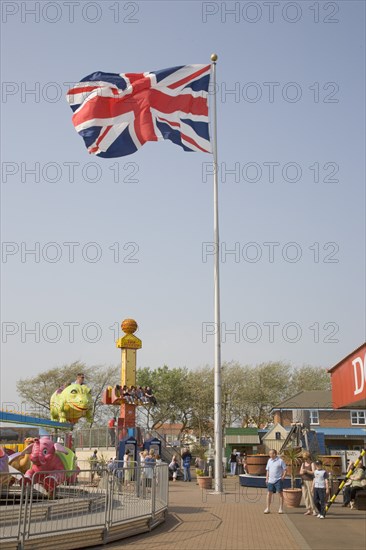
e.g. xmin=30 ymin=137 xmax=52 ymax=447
xmin=264 ymin=449 xmax=287 ymax=514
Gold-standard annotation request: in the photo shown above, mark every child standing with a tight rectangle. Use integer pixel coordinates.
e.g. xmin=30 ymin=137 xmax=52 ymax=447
xmin=312 ymin=460 xmax=329 ymax=519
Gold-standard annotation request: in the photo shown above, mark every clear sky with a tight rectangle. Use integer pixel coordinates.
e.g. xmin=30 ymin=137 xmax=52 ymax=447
xmin=1 ymin=0 xmax=365 ymax=411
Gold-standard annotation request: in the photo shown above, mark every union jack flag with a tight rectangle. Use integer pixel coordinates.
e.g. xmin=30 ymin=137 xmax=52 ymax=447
xmin=66 ymin=65 xmax=212 ymax=158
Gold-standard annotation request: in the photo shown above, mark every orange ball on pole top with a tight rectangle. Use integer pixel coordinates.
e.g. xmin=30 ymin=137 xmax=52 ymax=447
xmin=121 ymin=319 xmax=138 ymax=334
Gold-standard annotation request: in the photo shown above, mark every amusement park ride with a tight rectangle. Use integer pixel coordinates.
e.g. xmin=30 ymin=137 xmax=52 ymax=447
xmin=101 ymin=318 xmax=151 ymax=454
xmin=102 ymin=318 xmax=142 ymax=429
xmin=0 ymin=318 xmax=154 ymax=495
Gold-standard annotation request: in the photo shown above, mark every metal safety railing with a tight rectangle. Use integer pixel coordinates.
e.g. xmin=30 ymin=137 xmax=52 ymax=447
xmin=73 ymin=425 xmax=186 ymax=462
xmin=0 ymin=470 xmax=26 ymax=545
xmin=0 ymin=463 xmax=168 ymax=549
xmin=74 ymin=427 xmax=115 ymax=449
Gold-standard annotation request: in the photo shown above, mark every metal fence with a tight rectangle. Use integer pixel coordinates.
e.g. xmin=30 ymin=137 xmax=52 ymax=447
xmin=0 ymin=464 xmax=168 ymax=549
xmin=73 ymin=426 xmax=184 ymax=471
xmin=74 ymin=427 xmax=115 ymax=449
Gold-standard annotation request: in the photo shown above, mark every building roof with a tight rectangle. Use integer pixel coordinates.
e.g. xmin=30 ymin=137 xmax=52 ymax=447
xmin=225 ymin=435 xmax=260 ymax=445
xmin=328 ymin=342 xmax=366 ymax=373
xmin=314 ymin=427 xmax=366 ymax=438
xmin=224 ymin=428 xmax=260 ymax=444
xmin=156 ymin=423 xmax=183 ymax=431
xmin=262 ymin=423 xmax=288 ymax=440
xmin=271 ymin=390 xmax=333 ymax=411
xmin=225 ymin=428 xmax=259 ymax=435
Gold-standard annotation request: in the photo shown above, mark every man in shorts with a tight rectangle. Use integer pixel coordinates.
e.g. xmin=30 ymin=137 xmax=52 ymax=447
xmin=264 ymin=449 xmax=287 ymax=514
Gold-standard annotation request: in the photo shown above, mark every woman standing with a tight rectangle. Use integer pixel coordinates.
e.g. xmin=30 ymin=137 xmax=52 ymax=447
xmin=145 ymin=449 xmax=156 ymax=487
xmin=230 ymin=449 xmax=238 ymax=476
xmin=123 ymin=449 xmax=132 ymax=485
xmin=300 ymin=451 xmax=317 ymax=515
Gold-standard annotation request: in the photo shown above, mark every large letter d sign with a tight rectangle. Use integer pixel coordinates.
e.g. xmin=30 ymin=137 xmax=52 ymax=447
xmin=353 ymin=354 xmax=366 ymax=396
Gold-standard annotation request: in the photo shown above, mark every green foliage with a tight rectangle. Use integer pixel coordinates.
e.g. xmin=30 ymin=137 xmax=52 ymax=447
xmin=282 ymin=447 xmax=303 ymax=489
xmin=16 ymin=359 xmax=330 ymax=436
xmin=187 ymin=366 xmax=214 ymax=438
xmin=137 ymin=361 xmax=331 ymax=435
xmin=137 ymin=365 xmax=193 ymax=432
xmin=191 ymin=444 xmax=207 ymax=459
xmin=195 ymin=469 xmax=205 ymax=477
xmin=287 ymin=365 xmax=331 ymax=394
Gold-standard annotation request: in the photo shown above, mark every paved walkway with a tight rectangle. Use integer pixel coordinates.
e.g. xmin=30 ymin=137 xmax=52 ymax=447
xmin=95 ymin=477 xmax=366 ymax=550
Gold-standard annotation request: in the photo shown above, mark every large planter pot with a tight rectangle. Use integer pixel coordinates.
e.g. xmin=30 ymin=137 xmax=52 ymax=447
xmin=197 ymin=476 xmax=212 ymax=490
xmin=283 ymin=488 xmax=302 ymax=508
xmin=318 ymin=455 xmax=342 ymax=476
xmin=245 ymin=455 xmax=268 ymax=476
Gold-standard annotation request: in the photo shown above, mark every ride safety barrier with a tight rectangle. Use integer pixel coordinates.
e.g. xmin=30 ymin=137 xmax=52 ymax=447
xmin=325 ymin=448 xmax=366 ymax=514
xmin=0 ymin=463 xmax=168 ymax=550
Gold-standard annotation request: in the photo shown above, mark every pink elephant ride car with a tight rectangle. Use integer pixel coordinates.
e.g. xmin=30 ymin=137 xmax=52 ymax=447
xmin=24 ymin=436 xmax=79 ymax=497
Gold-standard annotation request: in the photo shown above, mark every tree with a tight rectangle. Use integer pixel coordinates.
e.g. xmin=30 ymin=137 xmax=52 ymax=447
xmin=83 ymin=364 xmax=120 ymax=426
xmin=136 ymin=365 xmax=192 ymax=436
xmin=241 ymin=362 xmax=292 ymax=427
xmin=188 ymin=366 xmax=214 ymax=440
xmin=287 ymin=365 xmax=331 ymax=396
xmin=16 ymin=361 xmax=119 ymax=426
xmin=221 ymin=361 xmax=249 ymax=430
xmin=17 ymin=360 xmax=331 ymax=436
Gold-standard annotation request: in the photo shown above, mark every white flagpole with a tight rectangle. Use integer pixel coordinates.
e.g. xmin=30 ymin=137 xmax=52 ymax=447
xmin=210 ymin=53 xmax=223 ymax=493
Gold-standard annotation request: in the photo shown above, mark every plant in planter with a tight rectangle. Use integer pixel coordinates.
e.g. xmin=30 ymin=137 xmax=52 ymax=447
xmin=282 ymin=447 xmax=303 ymax=508
xmin=193 ymin=446 xmax=207 ymax=474
xmin=195 ymin=469 xmax=212 ymax=489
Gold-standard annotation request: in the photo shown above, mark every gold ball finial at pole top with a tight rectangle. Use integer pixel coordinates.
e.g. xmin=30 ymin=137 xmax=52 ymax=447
xmin=210 ymin=53 xmax=218 ymax=62
xmin=121 ymin=319 xmax=138 ymax=334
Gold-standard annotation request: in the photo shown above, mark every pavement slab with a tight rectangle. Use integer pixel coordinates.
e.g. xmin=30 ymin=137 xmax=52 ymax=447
xmin=93 ymin=477 xmax=366 ymax=550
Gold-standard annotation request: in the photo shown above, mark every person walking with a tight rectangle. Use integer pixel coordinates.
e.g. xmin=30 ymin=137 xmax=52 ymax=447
xmin=155 ymin=454 xmax=162 ymax=486
xmin=264 ymin=449 xmax=287 ymax=514
xmin=139 ymin=450 xmax=147 ymax=492
xmin=107 ymin=457 xmax=116 ymax=473
xmin=312 ymin=460 xmax=329 ymax=519
xmin=181 ymin=447 xmax=192 ymax=482
xmin=123 ymin=449 xmax=132 ymax=485
xmin=108 ymin=417 xmax=116 ymax=446
xmin=89 ymin=449 xmax=99 ymax=482
xmin=145 ymin=449 xmax=156 ymax=488
xmin=300 ymin=451 xmax=317 ymax=516
xmin=230 ymin=449 xmax=238 ymax=476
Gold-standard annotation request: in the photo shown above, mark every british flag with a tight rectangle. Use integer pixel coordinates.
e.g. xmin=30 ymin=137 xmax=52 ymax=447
xmin=66 ymin=65 xmax=212 ymax=158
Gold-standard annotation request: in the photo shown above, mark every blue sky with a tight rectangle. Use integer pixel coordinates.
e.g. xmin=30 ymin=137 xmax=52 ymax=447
xmin=1 ymin=1 xmax=365 ymax=410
